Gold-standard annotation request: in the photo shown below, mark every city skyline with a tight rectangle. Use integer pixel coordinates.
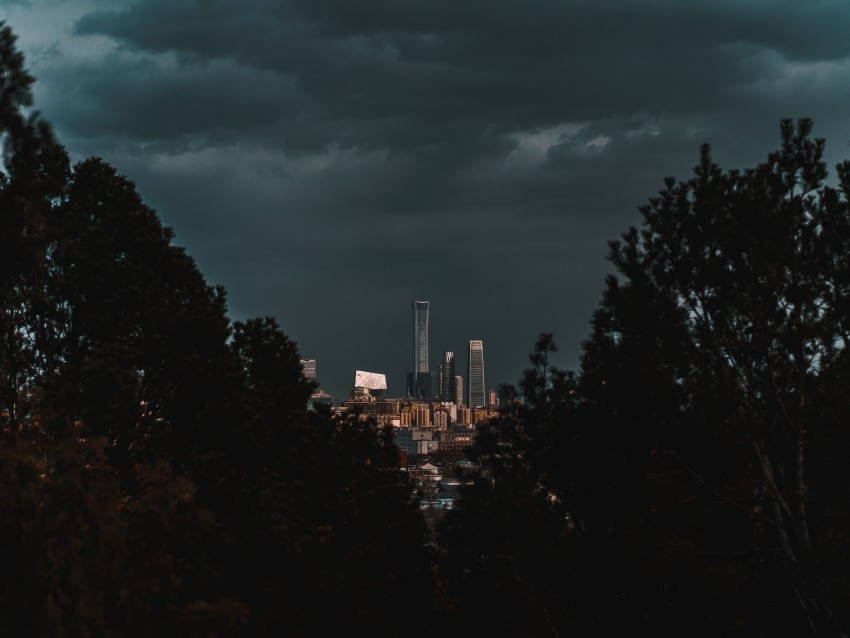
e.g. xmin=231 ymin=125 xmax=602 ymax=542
xmin=3 ymin=2 xmax=848 ymax=403
xmin=308 ymin=301 xmax=496 ymax=402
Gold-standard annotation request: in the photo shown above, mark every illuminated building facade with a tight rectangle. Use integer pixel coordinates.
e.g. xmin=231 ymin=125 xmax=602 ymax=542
xmin=300 ymin=359 xmax=317 ymax=381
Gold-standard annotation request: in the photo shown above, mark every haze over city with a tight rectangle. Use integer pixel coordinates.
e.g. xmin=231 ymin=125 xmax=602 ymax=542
xmin=5 ymin=0 xmax=850 ymax=398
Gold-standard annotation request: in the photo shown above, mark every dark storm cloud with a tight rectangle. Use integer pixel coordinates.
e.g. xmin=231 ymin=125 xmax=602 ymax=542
xmin=67 ymin=0 xmax=850 ymax=175
xmin=39 ymin=56 xmax=306 ymax=149
xmin=74 ymin=0 xmax=850 ymax=135
xmin=9 ymin=0 xmax=850 ymax=397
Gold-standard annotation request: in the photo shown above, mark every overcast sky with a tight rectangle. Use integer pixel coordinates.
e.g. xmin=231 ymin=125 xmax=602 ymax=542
xmin=4 ymin=0 xmax=850 ymax=399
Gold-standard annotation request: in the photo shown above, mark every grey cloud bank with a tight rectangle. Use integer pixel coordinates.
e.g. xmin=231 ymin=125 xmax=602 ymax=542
xmin=5 ymin=0 xmax=850 ymax=398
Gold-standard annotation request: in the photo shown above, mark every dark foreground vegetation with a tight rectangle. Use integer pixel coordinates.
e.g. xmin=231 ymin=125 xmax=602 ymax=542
xmin=2 ymin=23 xmax=849 ymax=636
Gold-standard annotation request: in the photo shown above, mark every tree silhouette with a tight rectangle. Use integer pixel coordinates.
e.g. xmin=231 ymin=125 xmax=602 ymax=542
xmin=443 ymin=120 xmax=850 ymax=636
xmin=0 ymin=22 xmax=436 ymax=636
xmin=581 ymin=119 xmax=850 ymax=635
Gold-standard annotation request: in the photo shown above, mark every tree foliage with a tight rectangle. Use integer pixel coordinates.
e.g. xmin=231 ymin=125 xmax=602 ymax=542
xmin=442 ymin=120 xmax=850 ymax=636
xmin=581 ymin=118 xmax=850 ymax=635
xmin=0 ymin=22 xmax=433 ymax=637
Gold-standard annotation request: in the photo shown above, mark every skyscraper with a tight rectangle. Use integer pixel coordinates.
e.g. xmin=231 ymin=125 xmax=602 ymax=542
xmin=411 ymin=301 xmax=431 ymax=398
xmin=440 ymin=351 xmax=456 ymax=402
xmin=413 ymin=301 xmax=429 ymax=375
xmin=300 ymin=359 xmax=317 ymax=382
xmin=455 ymin=375 xmax=463 ymax=407
xmin=468 ymin=340 xmax=485 ymax=408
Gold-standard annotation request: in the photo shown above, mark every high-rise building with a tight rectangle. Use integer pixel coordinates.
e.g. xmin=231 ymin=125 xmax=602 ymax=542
xmin=413 ymin=301 xmax=429 ymax=376
xmin=414 ymin=404 xmax=431 ymax=428
xmin=416 ymin=372 xmax=432 ymax=398
xmin=301 ymin=359 xmax=333 ymax=410
xmin=468 ymin=340 xmax=485 ymax=408
xmin=440 ymin=351 xmax=456 ymax=402
xmin=433 ymin=408 xmax=449 ymax=430
xmin=300 ymin=359 xmax=317 ymax=382
xmin=455 ymin=375 xmax=463 ymax=407
xmin=409 ymin=301 xmax=431 ymax=398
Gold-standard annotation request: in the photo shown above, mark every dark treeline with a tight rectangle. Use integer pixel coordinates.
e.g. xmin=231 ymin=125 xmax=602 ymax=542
xmin=440 ymin=120 xmax=850 ymax=636
xmin=0 ymin=24 xmax=431 ymax=637
xmin=2 ymin=23 xmax=850 ymax=636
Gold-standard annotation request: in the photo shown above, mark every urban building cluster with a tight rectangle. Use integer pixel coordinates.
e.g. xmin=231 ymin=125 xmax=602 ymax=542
xmin=301 ymin=300 xmax=502 ymax=458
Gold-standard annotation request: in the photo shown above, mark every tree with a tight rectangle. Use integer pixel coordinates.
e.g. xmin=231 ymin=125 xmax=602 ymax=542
xmin=0 ymin=25 xmax=255 ymax=634
xmin=228 ymin=317 xmax=434 ymax=637
xmin=443 ymin=120 xmax=850 ymax=636
xmin=0 ymin=23 xmax=441 ymax=636
xmin=578 ymin=118 xmax=850 ymax=635
xmin=438 ymin=335 xmax=581 ymax=637
xmin=39 ymin=156 xmax=245 ymax=474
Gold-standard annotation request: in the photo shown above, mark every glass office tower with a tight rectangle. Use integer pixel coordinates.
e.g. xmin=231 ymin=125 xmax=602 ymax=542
xmin=468 ymin=340 xmax=485 ymax=408
xmin=440 ymin=351 xmax=456 ymax=402
xmin=411 ymin=301 xmax=430 ymax=398
xmin=300 ymin=359 xmax=317 ymax=381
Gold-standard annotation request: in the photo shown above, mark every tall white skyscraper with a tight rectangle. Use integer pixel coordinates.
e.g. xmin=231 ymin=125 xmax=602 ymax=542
xmin=468 ymin=340 xmax=485 ymax=408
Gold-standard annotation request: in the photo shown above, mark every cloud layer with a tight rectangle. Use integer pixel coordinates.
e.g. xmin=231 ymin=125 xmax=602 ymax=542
xmin=6 ymin=0 xmax=850 ymax=397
